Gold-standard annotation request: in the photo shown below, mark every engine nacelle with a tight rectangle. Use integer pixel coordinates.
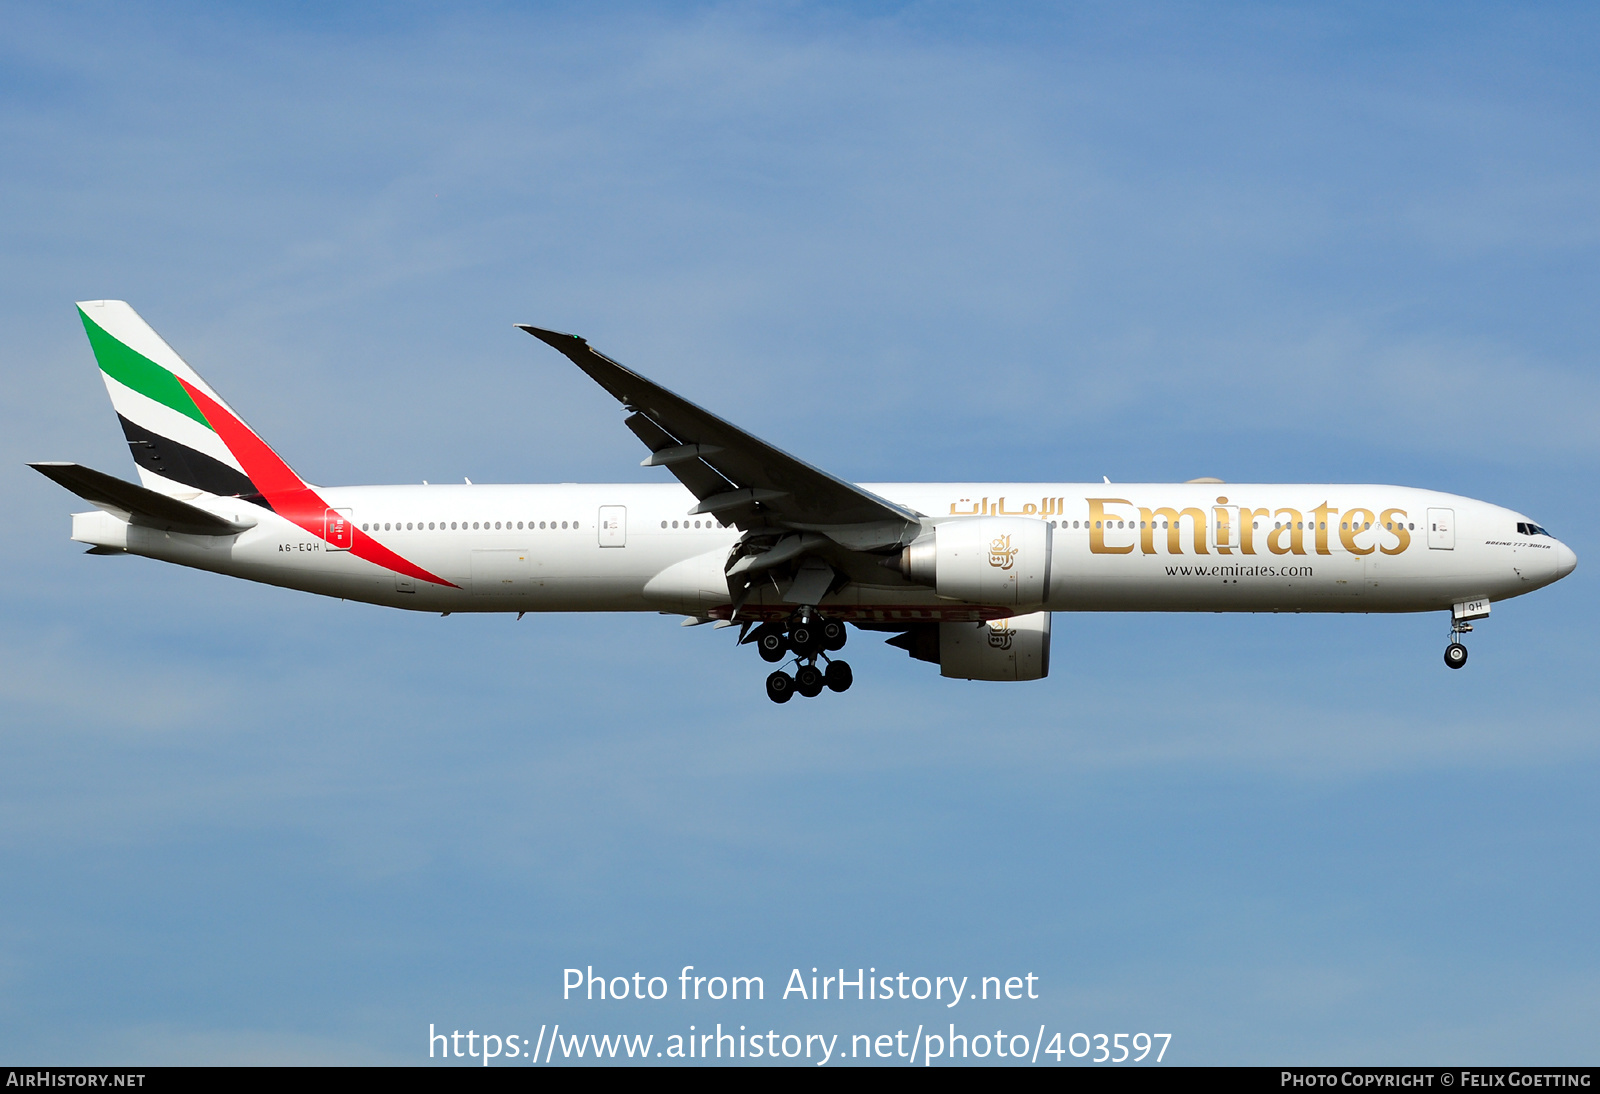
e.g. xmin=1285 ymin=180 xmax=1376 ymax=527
xmin=940 ymin=613 xmax=1051 ymax=680
xmin=887 ymin=612 xmax=1052 ymax=680
xmin=899 ymin=517 xmax=1053 ymax=606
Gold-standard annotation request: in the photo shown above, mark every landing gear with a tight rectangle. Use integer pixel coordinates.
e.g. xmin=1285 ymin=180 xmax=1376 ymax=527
xmin=788 ymin=618 xmax=823 ymax=658
xmin=795 ymin=663 xmax=824 ymax=697
xmin=1444 ymin=618 xmax=1473 ymax=669
xmin=820 ymin=618 xmax=847 ymax=651
xmin=766 ymin=670 xmax=795 ymax=703
xmin=754 ymin=624 xmax=789 ymax=663
xmin=755 ymin=613 xmax=853 ymax=702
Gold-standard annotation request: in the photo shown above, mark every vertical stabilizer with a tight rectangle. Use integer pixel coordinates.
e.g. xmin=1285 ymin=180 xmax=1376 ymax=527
xmin=76 ymin=300 xmax=304 ymax=506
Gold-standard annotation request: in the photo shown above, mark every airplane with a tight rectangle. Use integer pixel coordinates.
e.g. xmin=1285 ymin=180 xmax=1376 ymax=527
xmin=33 ymin=301 xmax=1577 ymax=703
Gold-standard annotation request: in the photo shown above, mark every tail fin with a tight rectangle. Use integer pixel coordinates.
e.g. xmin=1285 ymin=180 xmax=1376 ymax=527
xmin=77 ymin=300 xmax=306 ymax=508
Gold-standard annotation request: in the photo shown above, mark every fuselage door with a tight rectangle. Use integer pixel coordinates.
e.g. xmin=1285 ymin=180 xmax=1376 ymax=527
xmin=599 ymin=505 xmax=626 ymax=548
xmin=1211 ymin=506 xmax=1240 ymax=553
xmin=325 ymin=508 xmax=353 ymax=551
xmin=1427 ymin=508 xmax=1455 ymax=550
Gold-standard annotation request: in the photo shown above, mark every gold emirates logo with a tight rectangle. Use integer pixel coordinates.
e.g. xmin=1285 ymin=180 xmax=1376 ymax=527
xmin=1083 ymin=497 xmax=1414 ymax=558
xmin=988 ymin=534 xmax=1019 ymax=570
xmin=987 ymin=623 xmax=1016 ymax=650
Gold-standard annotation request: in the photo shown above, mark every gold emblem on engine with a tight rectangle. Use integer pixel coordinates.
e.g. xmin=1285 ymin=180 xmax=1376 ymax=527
xmin=987 ymin=623 xmax=1015 ymax=650
xmin=988 ymin=534 xmax=1018 ymax=570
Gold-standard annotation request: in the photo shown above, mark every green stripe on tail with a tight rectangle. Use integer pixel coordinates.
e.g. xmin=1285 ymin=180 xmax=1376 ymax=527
xmin=79 ymin=307 xmax=212 ymax=430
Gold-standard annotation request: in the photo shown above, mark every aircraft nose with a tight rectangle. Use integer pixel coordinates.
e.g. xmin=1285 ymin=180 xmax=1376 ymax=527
xmin=1556 ymin=540 xmax=1578 ymax=580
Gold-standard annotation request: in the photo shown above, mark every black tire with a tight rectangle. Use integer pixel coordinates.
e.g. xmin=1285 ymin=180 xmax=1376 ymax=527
xmin=795 ymin=663 xmax=824 ymax=697
xmin=789 ymin=622 xmax=821 ymax=657
xmin=1444 ymin=642 xmax=1468 ymax=669
xmin=820 ymin=618 xmax=847 ymax=651
xmin=756 ymin=626 xmax=788 ymax=663
xmin=825 ymin=660 xmax=853 ymax=693
xmin=766 ymin=670 xmax=795 ymax=703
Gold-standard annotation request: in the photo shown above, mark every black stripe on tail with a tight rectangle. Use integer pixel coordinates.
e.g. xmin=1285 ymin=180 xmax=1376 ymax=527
xmin=117 ymin=413 xmax=271 ymax=508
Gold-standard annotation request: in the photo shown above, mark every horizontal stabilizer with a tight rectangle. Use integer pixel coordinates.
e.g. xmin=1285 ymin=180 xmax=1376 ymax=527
xmin=29 ymin=462 xmax=255 ymax=536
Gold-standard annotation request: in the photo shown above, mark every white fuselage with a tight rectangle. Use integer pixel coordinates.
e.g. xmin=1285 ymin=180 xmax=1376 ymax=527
xmin=72 ymin=481 xmax=1574 ymax=621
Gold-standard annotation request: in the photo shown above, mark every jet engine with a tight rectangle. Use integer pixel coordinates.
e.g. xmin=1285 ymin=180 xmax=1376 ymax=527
xmin=897 ymin=517 xmax=1052 ymax=606
xmin=888 ymin=612 xmax=1052 ymax=681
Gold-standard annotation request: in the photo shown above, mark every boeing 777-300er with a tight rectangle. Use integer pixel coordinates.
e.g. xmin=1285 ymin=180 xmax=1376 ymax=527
xmin=33 ymin=301 xmax=1577 ymax=702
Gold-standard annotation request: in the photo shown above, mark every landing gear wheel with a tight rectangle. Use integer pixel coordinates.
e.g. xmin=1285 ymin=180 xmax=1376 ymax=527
xmin=789 ymin=621 xmax=822 ymax=658
xmin=820 ymin=618 xmax=847 ymax=651
xmin=825 ymin=660 xmax=853 ymax=693
xmin=755 ymin=626 xmax=789 ymax=663
xmin=1444 ymin=642 xmax=1468 ymax=669
xmin=766 ymin=670 xmax=795 ymax=703
xmin=795 ymin=663 xmax=825 ymax=697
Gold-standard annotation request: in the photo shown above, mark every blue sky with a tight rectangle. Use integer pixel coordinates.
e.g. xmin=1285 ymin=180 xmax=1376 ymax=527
xmin=2 ymin=1 xmax=1597 ymax=1064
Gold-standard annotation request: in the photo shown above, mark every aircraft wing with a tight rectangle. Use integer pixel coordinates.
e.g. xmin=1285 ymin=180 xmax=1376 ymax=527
xmin=30 ymin=461 xmax=255 ymax=536
xmin=519 ymin=326 xmax=921 ymax=551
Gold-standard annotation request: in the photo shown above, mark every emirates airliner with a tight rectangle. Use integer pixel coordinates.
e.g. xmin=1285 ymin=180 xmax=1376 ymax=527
xmin=33 ymin=302 xmax=1576 ymax=702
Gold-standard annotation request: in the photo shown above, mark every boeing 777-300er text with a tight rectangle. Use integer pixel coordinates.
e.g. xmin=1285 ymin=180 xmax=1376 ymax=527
xmin=33 ymin=301 xmax=1577 ymax=702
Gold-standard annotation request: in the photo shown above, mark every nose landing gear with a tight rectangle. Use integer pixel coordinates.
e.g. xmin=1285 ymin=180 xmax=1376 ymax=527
xmin=1444 ymin=620 xmax=1472 ymax=669
xmin=755 ymin=613 xmax=852 ymax=702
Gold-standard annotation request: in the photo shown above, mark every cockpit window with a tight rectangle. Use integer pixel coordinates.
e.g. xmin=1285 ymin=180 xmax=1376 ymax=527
xmin=1517 ymin=521 xmax=1552 ymax=537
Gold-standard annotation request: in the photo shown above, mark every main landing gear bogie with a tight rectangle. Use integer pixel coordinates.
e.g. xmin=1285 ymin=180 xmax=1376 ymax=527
xmin=756 ymin=626 xmax=788 ymax=663
xmin=788 ymin=620 xmax=822 ymax=658
xmin=795 ymin=663 xmax=825 ymax=697
xmin=756 ymin=613 xmax=852 ymax=703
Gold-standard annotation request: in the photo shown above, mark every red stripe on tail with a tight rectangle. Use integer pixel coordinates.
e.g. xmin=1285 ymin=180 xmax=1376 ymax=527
xmin=179 ymin=379 xmax=458 ymax=588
